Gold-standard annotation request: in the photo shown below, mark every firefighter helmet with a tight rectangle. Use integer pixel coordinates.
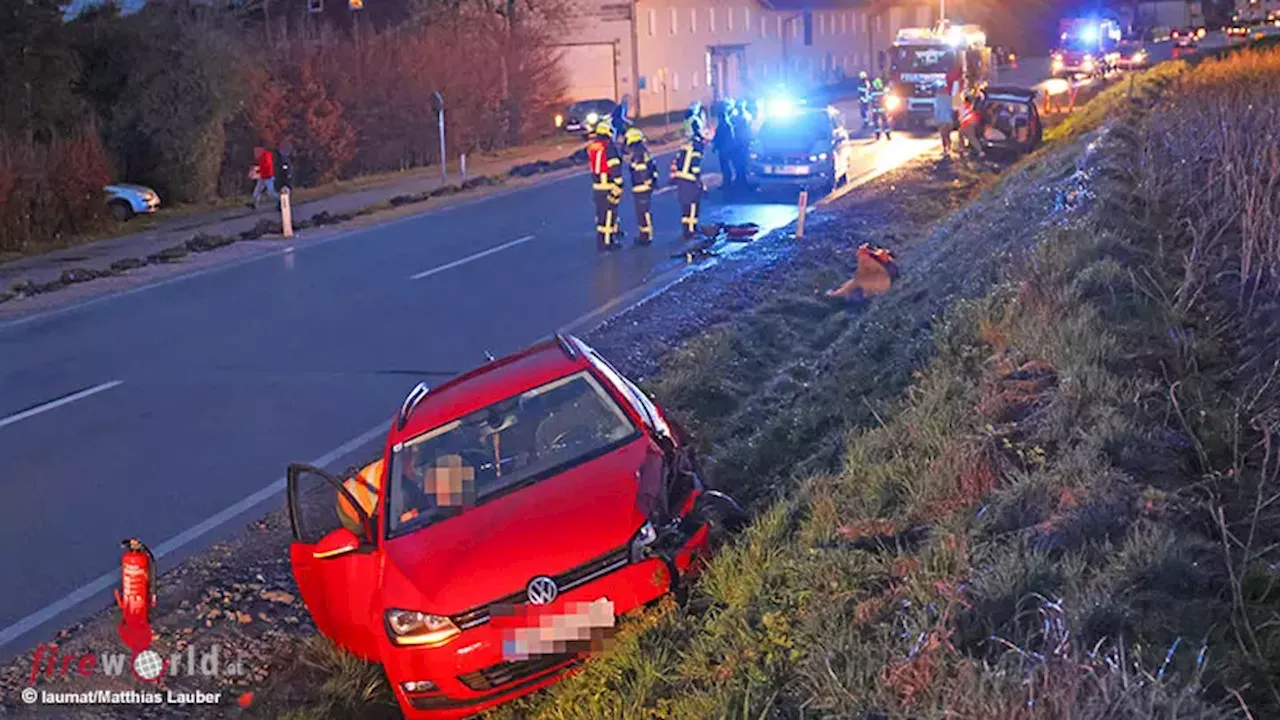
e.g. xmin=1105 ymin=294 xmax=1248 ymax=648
xmin=624 ymin=127 xmax=645 ymax=145
xmin=594 ymin=120 xmax=613 ymax=137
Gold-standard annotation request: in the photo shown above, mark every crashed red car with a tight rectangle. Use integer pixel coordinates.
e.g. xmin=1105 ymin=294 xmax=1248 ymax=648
xmin=285 ymin=334 xmax=741 ymax=718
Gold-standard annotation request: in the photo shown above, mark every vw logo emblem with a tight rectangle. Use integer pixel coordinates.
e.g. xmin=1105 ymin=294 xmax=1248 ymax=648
xmin=526 ymin=576 xmax=558 ymax=605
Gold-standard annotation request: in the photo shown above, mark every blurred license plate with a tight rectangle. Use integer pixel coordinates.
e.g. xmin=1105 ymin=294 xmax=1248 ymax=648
xmin=764 ymin=165 xmax=809 ymax=175
xmin=501 ymin=598 xmax=616 ymax=660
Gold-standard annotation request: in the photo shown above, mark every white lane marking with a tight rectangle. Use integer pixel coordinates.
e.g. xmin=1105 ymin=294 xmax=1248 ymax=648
xmin=0 ymin=381 xmax=124 ymax=431
xmin=0 ymin=421 xmax=388 ymax=650
xmin=654 ymin=186 xmax=675 ymax=196
xmin=410 ymin=235 xmax=535 ymax=280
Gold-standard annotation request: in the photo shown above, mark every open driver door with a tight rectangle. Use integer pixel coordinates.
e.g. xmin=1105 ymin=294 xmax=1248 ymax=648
xmin=287 ymin=463 xmax=382 ymax=661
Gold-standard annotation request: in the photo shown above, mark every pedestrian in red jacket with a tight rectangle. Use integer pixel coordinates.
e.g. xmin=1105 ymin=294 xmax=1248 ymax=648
xmin=249 ymin=146 xmax=279 ymax=210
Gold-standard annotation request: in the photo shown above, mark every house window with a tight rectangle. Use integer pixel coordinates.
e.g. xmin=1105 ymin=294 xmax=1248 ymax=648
xmin=670 ymin=7 xmax=678 ymax=35
xmin=708 ymin=7 xmax=714 ymax=33
xmin=706 ymin=52 xmax=713 ymax=86
xmin=726 ymin=5 xmax=733 ymax=31
xmin=792 ymin=18 xmax=799 ymax=38
xmin=841 ymin=12 xmax=847 ymax=34
xmin=647 ymin=9 xmax=656 ymax=36
xmin=777 ymin=16 xmax=783 ymax=37
xmin=760 ymin=15 xmax=766 ymax=38
xmin=875 ymin=15 xmax=881 ymax=32
xmin=672 ymin=71 xmax=680 ymax=91
xmin=690 ymin=8 xmax=697 ymax=33
xmin=860 ymin=12 xmax=867 ymax=33
xmin=744 ymin=8 xmax=751 ymax=33
xmin=692 ymin=68 xmax=699 ymax=88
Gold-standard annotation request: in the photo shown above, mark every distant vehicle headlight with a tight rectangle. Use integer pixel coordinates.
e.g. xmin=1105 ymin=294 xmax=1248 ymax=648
xmin=585 ymin=112 xmax=600 ymax=125
xmin=554 ymin=114 xmax=564 ymax=128
xmin=885 ymin=94 xmax=902 ymax=111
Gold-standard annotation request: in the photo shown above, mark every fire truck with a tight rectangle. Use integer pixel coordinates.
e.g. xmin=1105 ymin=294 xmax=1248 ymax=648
xmin=885 ymin=21 xmax=992 ymax=130
xmin=1052 ymin=18 xmax=1122 ymax=78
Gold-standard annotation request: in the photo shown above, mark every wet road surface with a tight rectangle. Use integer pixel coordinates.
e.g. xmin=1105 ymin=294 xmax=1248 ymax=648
xmin=0 ymin=111 xmax=937 ymax=655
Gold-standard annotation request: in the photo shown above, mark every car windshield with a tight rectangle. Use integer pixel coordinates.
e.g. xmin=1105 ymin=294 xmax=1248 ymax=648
xmin=894 ymin=46 xmax=953 ymax=73
xmin=386 ymin=371 xmax=638 ymax=536
xmin=757 ymin=112 xmax=831 ymax=152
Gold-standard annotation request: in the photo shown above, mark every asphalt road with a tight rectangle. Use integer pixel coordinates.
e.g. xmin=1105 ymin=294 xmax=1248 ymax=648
xmin=0 ymin=110 xmax=938 ymax=657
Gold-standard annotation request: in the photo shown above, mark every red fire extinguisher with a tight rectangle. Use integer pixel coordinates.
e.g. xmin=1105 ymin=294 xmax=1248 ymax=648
xmin=115 ymin=538 xmax=156 ymax=654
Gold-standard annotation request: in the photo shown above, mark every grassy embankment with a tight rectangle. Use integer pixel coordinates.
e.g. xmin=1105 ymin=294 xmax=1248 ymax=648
xmin=292 ymin=45 xmax=1280 ymax=719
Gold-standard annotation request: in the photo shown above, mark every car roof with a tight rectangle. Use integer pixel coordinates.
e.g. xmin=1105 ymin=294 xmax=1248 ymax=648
xmin=985 ymin=85 xmax=1038 ymax=100
xmin=392 ymin=336 xmax=592 ymax=442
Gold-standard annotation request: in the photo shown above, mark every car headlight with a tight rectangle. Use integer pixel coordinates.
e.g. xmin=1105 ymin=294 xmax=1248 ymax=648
xmin=385 ymin=609 xmax=461 ymax=647
xmin=749 ymin=152 xmax=758 ymax=160
xmin=554 ymin=114 xmax=564 ymax=128
xmin=885 ymin=94 xmax=902 ymax=111
xmin=808 ymin=154 xmax=818 ymax=162
xmin=629 ymin=521 xmax=658 ymax=563
xmin=585 ymin=112 xmax=599 ymax=125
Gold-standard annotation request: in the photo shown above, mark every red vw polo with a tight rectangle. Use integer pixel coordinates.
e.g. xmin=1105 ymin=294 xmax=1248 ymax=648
xmin=285 ymin=334 xmax=740 ymax=718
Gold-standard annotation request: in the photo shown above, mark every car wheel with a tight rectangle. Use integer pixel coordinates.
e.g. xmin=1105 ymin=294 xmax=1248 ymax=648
xmin=109 ymin=200 xmax=134 ymax=222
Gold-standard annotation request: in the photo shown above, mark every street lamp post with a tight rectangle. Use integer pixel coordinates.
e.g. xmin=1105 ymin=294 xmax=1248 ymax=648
xmin=433 ymin=91 xmax=447 ymax=182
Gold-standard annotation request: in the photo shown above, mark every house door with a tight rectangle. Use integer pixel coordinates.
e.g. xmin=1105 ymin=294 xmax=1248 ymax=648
xmin=708 ymin=45 xmax=747 ymax=101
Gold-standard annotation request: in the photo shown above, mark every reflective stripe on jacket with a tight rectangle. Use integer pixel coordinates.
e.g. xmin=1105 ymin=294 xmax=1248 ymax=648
xmin=671 ymin=144 xmax=703 ymax=182
xmin=588 ymin=139 xmax=624 ymax=191
xmin=338 ymin=459 xmax=384 ymax=531
xmin=629 ymin=148 xmax=656 ymax=192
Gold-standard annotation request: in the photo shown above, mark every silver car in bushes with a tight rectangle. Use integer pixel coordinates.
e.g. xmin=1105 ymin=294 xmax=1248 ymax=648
xmin=105 ymin=183 xmax=161 ymax=221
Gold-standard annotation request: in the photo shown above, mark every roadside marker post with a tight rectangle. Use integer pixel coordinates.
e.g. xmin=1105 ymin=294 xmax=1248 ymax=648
xmin=797 ymin=190 xmax=808 ymax=238
xmin=280 ymin=189 xmax=294 ymax=238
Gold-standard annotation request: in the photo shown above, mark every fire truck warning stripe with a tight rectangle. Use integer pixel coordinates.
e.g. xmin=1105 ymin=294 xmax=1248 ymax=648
xmin=0 ymin=380 xmax=124 ymax=431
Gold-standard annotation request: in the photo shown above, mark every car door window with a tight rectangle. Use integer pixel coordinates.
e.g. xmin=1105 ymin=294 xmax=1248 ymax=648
xmin=288 ymin=463 xmax=373 ymax=545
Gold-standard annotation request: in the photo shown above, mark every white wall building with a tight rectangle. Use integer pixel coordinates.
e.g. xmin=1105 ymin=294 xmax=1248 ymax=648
xmin=1131 ymin=0 xmax=1205 ymax=29
xmin=553 ymin=0 xmax=936 ymax=118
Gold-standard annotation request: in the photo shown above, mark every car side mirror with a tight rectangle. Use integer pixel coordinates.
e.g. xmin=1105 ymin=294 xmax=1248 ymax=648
xmin=313 ymin=527 xmax=361 ymax=560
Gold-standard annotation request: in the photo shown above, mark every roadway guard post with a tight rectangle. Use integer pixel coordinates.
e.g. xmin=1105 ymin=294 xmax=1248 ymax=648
xmin=796 ymin=190 xmax=808 ymax=238
xmin=280 ymin=188 xmax=294 ymax=238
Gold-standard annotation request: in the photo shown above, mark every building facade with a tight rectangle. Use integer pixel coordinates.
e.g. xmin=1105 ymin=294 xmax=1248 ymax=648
xmin=553 ymin=0 xmax=936 ymax=118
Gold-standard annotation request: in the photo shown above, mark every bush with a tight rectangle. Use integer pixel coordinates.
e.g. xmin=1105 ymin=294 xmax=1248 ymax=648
xmin=0 ymin=128 xmax=113 ymax=254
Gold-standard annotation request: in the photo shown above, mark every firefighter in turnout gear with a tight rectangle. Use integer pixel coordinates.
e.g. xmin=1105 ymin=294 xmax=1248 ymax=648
xmin=624 ymin=127 xmax=657 ymax=245
xmin=587 ymin=120 xmax=625 ymax=251
xmin=670 ymin=135 xmax=705 ymax=240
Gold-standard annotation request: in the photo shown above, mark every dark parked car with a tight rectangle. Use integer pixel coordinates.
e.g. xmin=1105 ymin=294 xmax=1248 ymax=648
xmin=973 ymin=86 xmax=1043 ymax=156
xmin=746 ymin=106 xmax=854 ymax=195
xmin=555 ymin=99 xmax=617 ymax=137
